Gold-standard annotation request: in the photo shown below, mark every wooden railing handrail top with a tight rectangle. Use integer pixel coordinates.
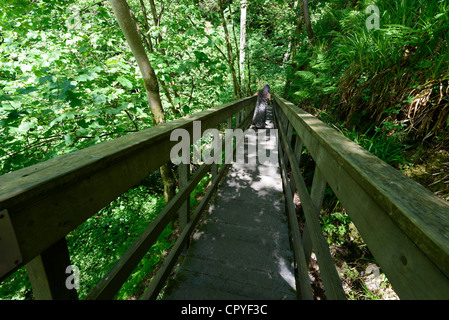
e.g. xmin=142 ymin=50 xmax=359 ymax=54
xmin=273 ymin=94 xmax=449 ymax=280
xmin=0 ymin=95 xmax=255 ymax=207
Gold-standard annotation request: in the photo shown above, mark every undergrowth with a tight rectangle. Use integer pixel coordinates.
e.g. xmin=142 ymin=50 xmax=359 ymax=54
xmin=0 ymin=170 xmax=212 ymax=300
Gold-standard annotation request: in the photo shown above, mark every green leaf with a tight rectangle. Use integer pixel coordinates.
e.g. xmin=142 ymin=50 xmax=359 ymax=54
xmin=117 ymin=76 xmax=133 ymax=90
xmin=75 ymin=74 xmax=91 ymax=82
xmin=193 ymin=50 xmax=208 ymax=62
xmin=77 ymin=119 xmax=89 ymax=128
xmin=39 ymin=75 xmax=56 ymax=84
xmin=176 ymin=64 xmax=187 ymax=73
xmin=93 ymin=93 xmax=106 ymax=105
xmin=64 ymin=133 xmax=75 ymax=146
xmin=62 ymin=111 xmax=76 ymax=120
xmin=403 ymin=96 xmax=414 ymax=104
xmin=87 ymin=109 xmax=101 ymax=117
xmin=16 ymin=86 xmax=38 ymax=95
xmin=18 ymin=121 xmax=35 ymax=133
xmin=76 ymin=128 xmax=89 ymax=137
xmin=9 ymin=101 xmax=22 ymax=109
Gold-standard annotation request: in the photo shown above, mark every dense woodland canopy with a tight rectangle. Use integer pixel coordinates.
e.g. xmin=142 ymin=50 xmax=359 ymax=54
xmin=0 ymin=0 xmax=448 ymax=299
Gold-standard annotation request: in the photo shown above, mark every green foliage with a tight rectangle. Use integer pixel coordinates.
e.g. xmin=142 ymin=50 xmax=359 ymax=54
xmin=321 ymin=209 xmax=352 ymax=245
xmin=0 ymin=0 xmax=231 ymax=300
xmin=66 ymin=184 xmax=172 ymax=300
xmin=286 ymin=0 xmax=449 ymax=142
xmin=0 ymin=0 xmax=155 ymax=175
xmin=335 ymin=124 xmax=410 ymax=166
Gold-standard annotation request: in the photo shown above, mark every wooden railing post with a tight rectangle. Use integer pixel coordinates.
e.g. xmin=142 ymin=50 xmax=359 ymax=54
xmin=283 ymin=122 xmax=293 ymax=168
xmin=211 ymin=125 xmax=219 ymax=191
xmin=289 ymin=135 xmax=303 ymax=196
xmin=302 ymin=166 xmax=327 ymax=266
xmin=26 ymin=237 xmax=78 ymax=300
xmin=235 ymin=111 xmax=240 ymax=128
xmin=179 ymin=163 xmax=190 ymax=235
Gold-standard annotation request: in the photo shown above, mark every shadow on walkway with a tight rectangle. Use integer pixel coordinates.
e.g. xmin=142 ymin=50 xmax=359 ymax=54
xmin=163 ymin=105 xmax=297 ymax=300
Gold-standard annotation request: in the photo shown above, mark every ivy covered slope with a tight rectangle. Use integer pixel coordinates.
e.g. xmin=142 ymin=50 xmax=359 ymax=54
xmin=284 ymin=0 xmax=449 ymax=199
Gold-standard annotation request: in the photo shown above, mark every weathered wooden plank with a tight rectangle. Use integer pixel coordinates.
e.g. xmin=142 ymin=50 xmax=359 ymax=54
xmin=275 ymin=106 xmax=346 ymax=300
xmin=0 ymin=209 xmax=22 ymax=280
xmin=25 ymin=237 xmax=78 ymax=300
xmin=274 ymin=94 xmax=449 ymax=299
xmin=303 ymin=166 xmax=327 ymax=267
xmin=141 ymin=106 xmax=256 ymax=300
xmin=179 ymin=164 xmax=190 ymax=234
xmin=0 ymin=96 xmax=256 ymax=281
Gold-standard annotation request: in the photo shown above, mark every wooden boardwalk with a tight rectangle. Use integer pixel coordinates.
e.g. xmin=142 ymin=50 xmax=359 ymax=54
xmin=163 ymin=106 xmax=297 ymax=300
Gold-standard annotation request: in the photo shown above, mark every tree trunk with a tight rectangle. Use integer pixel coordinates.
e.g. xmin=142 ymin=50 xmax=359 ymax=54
xmin=240 ymin=0 xmax=247 ymax=95
xmin=109 ymin=0 xmax=176 ymax=203
xmin=283 ymin=1 xmax=304 ymax=97
xmin=228 ymin=1 xmax=240 ymax=88
xmin=218 ymin=0 xmax=241 ymax=100
xmin=283 ymin=0 xmax=300 ymax=63
xmin=143 ymin=0 xmax=182 ymax=118
xmin=302 ymin=0 xmax=314 ymax=44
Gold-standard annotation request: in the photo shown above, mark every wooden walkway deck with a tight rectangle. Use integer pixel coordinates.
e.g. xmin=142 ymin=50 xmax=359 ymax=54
xmin=162 ymin=106 xmax=297 ymax=300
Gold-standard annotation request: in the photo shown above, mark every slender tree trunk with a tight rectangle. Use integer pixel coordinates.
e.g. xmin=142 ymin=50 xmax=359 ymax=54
xmin=240 ymin=0 xmax=247 ymax=95
xmin=284 ymin=1 xmax=304 ymax=96
xmin=228 ymin=2 xmax=241 ymax=88
xmin=302 ymin=0 xmax=314 ymax=44
xmin=246 ymin=39 xmax=251 ymax=94
xmin=218 ymin=0 xmax=241 ymax=100
xmin=283 ymin=0 xmax=299 ymax=64
xmin=109 ymin=0 xmax=176 ymax=203
xmin=143 ymin=0 xmax=182 ymax=118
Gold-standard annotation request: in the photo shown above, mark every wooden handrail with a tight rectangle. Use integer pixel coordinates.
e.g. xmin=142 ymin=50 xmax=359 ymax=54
xmin=273 ymin=94 xmax=449 ymax=299
xmin=0 ymin=95 xmax=256 ymax=299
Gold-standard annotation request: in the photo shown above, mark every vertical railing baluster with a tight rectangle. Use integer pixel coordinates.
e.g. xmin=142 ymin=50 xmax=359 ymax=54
xmin=179 ymin=163 xmax=190 ymax=236
xmin=283 ymin=121 xmax=293 ymax=168
xmin=26 ymin=237 xmax=78 ymax=300
xmin=211 ymin=125 xmax=219 ymax=191
xmin=289 ymin=135 xmax=303 ymax=196
xmin=235 ymin=111 xmax=240 ymax=128
xmin=302 ymin=166 xmax=328 ymax=266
